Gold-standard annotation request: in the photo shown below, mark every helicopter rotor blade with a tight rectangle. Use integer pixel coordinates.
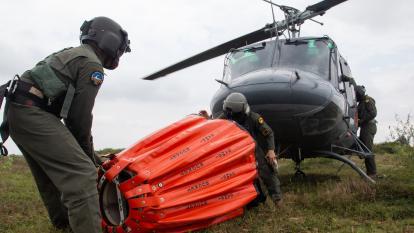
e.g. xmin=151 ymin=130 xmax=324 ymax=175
xmin=142 ymin=27 xmax=271 ymax=80
xmin=306 ymin=0 xmax=348 ymax=13
xmin=142 ymin=0 xmax=348 ymax=80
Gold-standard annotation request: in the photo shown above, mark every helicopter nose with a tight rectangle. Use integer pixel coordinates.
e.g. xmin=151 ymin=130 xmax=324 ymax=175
xmin=288 ymin=71 xmax=334 ymax=116
xmin=211 ymin=69 xmax=337 ymax=121
xmin=236 ymin=69 xmax=333 ymax=117
xmin=242 ymin=70 xmax=337 ymax=144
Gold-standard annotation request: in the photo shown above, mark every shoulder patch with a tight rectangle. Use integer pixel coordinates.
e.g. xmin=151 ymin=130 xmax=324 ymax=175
xmin=90 ymin=71 xmax=104 ymax=86
xmin=258 ymin=116 xmax=264 ymax=125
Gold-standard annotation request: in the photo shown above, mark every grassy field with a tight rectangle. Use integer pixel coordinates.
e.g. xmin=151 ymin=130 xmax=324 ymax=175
xmin=1 ymin=143 xmax=413 ymax=233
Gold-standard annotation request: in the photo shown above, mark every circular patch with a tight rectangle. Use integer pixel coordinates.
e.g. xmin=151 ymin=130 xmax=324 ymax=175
xmin=258 ymin=117 xmax=264 ymax=125
xmin=90 ymin=71 xmax=104 ymax=86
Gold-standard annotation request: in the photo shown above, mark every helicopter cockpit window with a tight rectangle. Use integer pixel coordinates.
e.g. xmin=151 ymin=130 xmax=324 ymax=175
xmin=276 ymin=39 xmax=331 ymax=79
xmin=224 ymin=42 xmax=274 ymax=81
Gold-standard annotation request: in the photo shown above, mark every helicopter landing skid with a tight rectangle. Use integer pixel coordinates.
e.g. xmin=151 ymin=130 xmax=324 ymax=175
xmin=291 ymin=160 xmax=307 ymax=182
xmin=313 ymin=150 xmax=376 ymax=184
xmin=293 ymin=169 xmax=307 ymax=180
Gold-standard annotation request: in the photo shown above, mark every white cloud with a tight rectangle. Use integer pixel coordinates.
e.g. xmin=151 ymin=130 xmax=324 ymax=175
xmin=1 ymin=0 xmax=413 ymax=154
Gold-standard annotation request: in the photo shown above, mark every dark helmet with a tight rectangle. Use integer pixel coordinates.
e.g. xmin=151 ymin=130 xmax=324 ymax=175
xmin=80 ymin=16 xmax=131 ymax=70
xmin=223 ymin=93 xmax=250 ymax=122
xmin=355 ymin=85 xmax=366 ymax=102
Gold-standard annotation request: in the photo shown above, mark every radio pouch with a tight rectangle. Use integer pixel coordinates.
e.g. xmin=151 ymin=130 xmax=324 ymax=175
xmin=30 ymin=62 xmax=67 ymax=101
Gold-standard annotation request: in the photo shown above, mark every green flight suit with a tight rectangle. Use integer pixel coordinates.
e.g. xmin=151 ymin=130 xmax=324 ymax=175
xmin=7 ymin=44 xmax=103 ymax=233
xmin=218 ymin=112 xmax=282 ymax=201
xmin=358 ymin=95 xmax=377 ymax=175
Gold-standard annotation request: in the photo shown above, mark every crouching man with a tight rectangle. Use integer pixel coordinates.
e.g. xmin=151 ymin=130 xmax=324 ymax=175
xmin=216 ymin=93 xmax=282 ymax=205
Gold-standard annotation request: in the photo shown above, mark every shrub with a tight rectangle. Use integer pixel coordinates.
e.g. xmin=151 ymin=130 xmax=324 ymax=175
xmin=388 ymin=113 xmax=414 ymax=147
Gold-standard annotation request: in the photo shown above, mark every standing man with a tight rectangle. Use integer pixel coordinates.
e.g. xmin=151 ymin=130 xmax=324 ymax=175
xmin=217 ymin=92 xmax=282 ymax=205
xmin=2 ymin=17 xmax=130 ymax=233
xmin=355 ymin=85 xmax=377 ymax=178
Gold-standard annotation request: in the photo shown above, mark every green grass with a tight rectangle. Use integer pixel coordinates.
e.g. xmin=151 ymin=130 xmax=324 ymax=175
xmin=0 ymin=156 xmax=58 ymax=233
xmin=1 ymin=145 xmax=413 ymax=233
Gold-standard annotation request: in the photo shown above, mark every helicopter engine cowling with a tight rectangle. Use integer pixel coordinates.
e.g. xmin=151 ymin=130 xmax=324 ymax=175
xmin=98 ymin=115 xmax=258 ymax=233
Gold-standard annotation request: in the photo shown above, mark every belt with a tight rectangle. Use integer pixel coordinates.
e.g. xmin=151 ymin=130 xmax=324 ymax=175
xmin=10 ymin=81 xmax=47 ymax=109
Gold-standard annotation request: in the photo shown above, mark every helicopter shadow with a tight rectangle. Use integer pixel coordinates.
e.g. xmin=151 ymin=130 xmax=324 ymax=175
xmin=279 ymin=173 xmax=342 ymax=188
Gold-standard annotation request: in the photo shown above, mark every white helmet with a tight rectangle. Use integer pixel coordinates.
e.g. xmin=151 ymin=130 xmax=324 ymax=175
xmin=223 ymin=92 xmax=250 ymax=115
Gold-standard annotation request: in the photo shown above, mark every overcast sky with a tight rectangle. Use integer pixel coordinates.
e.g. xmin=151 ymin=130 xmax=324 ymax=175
xmin=0 ymin=0 xmax=413 ymax=154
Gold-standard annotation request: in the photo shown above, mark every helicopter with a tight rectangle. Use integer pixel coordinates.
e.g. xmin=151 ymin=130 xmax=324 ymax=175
xmin=142 ymin=0 xmax=375 ymax=184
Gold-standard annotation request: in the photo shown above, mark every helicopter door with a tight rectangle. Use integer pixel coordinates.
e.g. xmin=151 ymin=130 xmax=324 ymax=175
xmin=339 ymin=57 xmax=358 ymax=132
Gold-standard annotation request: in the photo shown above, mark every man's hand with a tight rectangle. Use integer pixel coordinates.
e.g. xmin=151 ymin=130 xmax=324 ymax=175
xmin=265 ymin=150 xmax=276 ymax=160
xmin=198 ymin=110 xmax=210 ymax=119
xmin=265 ymin=150 xmax=278 ymax=172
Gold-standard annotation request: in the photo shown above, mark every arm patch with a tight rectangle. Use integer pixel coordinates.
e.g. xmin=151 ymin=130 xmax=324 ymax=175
xmin=258 ymin=117 xmax=264 ymax=125
xmin=90 ymin=71 xmax=104 ymax=86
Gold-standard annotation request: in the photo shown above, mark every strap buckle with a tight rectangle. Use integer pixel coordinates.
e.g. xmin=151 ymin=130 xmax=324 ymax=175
xmin=9 ymin=75 xmax=20 ymax=95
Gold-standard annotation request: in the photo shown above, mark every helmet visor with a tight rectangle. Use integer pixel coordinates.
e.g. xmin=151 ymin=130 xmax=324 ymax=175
xmin=118 ymin=29 xmax=131 ymax=56
xmin=223 ymin=100 xmax=244 ymax=113
xmin=224 ymin=108 xmax=246 ymax=122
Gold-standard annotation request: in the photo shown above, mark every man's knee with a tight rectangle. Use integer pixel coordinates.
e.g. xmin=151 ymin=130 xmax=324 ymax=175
xmin=60 ymin=172 xmax=98 ymax=208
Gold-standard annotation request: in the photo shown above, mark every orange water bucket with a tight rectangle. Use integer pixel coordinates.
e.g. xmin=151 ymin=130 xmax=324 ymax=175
xmin=98 ymin=115 xmax=258 ymax=233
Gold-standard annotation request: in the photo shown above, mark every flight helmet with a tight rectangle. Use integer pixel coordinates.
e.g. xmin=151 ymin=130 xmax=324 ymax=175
xmin=223 ymin=92 xmax=250 ymax=121
xmin=355 ymin=85 xmax=366 ymax=102
xmin=80 ymin=16 xmax=131 ymax=70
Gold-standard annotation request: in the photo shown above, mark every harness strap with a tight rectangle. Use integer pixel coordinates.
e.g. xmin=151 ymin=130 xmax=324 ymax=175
xmin=60 ymin=84 xmax=75 ymax=119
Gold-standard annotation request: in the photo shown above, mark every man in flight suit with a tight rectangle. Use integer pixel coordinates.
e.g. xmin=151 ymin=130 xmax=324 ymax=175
xmin=217 ymin=92 xmax=282 ymax=205
xmin=355 ymin=85 xmax=377 ymax=177
xmin=2 ymin=17 xmax=130 ymax=233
